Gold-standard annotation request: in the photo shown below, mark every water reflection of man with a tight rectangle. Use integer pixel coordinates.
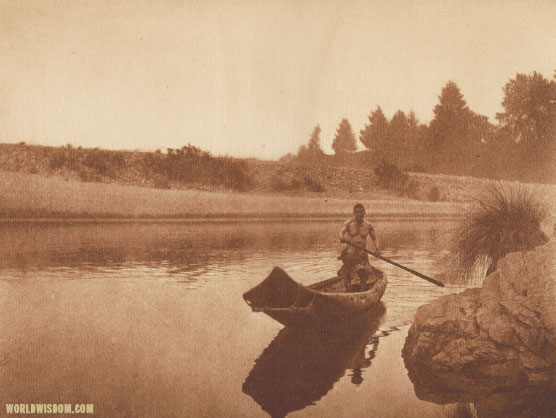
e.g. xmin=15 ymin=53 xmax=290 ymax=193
xmin=350 ymin=336 xmax=379 ymax=385
xmin=339 ymin=203 xmax=380 ymax=292
xmin=350 ymin=369 xmax=364 ymax=385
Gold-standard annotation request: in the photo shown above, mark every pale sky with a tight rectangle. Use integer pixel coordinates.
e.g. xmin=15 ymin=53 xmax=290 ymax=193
xmin=1 ymin=0 xmax=555 ymax=159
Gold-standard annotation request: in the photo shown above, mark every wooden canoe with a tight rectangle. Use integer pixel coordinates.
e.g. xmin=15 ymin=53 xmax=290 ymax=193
xmin=243 ymin=266 xmax=387 ymax=327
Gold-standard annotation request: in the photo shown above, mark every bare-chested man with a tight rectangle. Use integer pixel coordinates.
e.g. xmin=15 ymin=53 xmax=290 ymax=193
xmin=338 ymin=203 xmax=380 ymax=292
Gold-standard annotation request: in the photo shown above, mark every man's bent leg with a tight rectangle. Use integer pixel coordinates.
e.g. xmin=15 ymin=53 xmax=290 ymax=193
xmin=340 ymin=264 xmax=353 ymax=292
xmin=356 ymin=262 xmax=374 ymax=291
xmin=359 ymin=270 xmax=368 ymax=291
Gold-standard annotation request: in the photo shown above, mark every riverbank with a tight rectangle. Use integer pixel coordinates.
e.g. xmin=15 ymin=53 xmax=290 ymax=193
xmin=4 ymin=142 xmax=556 ymax=207
xmin=1 ymin=171 xmax=466 ymax=220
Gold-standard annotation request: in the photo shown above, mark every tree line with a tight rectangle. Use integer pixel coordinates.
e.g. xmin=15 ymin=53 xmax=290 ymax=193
xmin=293 ymin=70 xmax=556 ymax=183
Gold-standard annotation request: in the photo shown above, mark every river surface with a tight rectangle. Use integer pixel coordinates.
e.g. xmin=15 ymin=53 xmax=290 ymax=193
xmin=0 ymin=219 xmax=476 ymax=417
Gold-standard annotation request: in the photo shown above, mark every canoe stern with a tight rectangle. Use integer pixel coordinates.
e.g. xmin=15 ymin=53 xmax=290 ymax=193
xmin=243 ymin=267 xmax=304 ymax=310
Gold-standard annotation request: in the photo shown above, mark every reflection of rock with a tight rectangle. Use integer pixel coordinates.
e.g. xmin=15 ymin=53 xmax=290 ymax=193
xmin=473 ymin=386 xmax=556 ymax=418
xmin=412 ymin=375 xmax=556 ymax=418
xmin=411 ymin=382 xmax=556 ymax=418
xmin=402 ymin=241 xmax=556 ymax=416
xmin=243 ymin=304 xmax=385 ymax=418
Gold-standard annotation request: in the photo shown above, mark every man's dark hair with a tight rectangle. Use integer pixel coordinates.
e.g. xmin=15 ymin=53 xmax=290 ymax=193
xmin=354 ymin=203 xmax=365 ymax=211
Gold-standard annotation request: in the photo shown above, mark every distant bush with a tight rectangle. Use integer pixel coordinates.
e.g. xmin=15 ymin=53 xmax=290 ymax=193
xmin=303 ymin=174 xmax=325 ymax=193
xmin=153 ymin=176 xmax=171 ymax=189
xmin=271 ymin=170 xmax=325 ymax=193
xmin=428 ymin=186 xmax=441 ymax=202
xmin=212 ymin=157 xmax=252 ymax=190
xmin=82 ymin=150 xmax=112 ymax=178
xmin=374 ymin=160 xmax=418 ymax=198
xmin=83 ymin=149 xmax=126 ymax=178
xmin=46 ymin=145 xmax=127 ymax=180
xmin=49 ymin=152 xmax=65 ymax=169
xmin=271 ymin=177 xmax=291 ymax=192
xmin=271 ymin=174 xmax=301 ymax=192
xmin=374 ymin=159 xmax=405 ymax=189
xmin=48 ymin=145 xmax=80 ymax=171
xmin=143 ymin=144 xmax=253 ymax=191
xmin=399 ymin=178 xmax=419 ymax=199
xmin=77 ymin=168 xmax=96 ymax=182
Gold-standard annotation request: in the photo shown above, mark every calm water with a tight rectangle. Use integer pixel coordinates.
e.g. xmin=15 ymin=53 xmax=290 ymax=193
xmin=0 ymin=219 xmax=489 ymax=417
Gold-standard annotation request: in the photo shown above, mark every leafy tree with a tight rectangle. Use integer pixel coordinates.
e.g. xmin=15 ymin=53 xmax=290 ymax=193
xmin=360 ymin=106 xmax=389 ymax=151
xmin=468 ymin=113 xmax=493 ymax=142
xmin=496 ymin=71 xmax=556 ymax=153
xmin=332 ymin=119 xmax=357 ymax=154
xmin=494 ymin=71 xmax=556 ymax=181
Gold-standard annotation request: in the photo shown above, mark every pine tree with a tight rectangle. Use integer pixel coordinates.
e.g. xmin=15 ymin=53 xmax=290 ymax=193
xmin=298 ymin=125 xmax=325 ymax=161
xmin=384 ymin=110 xmax=407 ymax=165
xmin=405 ymin=111 xmax=426 ymax=169
xmin=332 ymin=119 xmax=357 ymax=155
xmin=360 ymin=106 xmax=389 ymax=152
xmin=427 ymin=81 xmax=493 ymax=174
xmin=426 ymin=81 xmax=473 ymax=171
xmin=429 ymin=81 xmax=471 ymax=145
xmin=307 ymin=125 xmax=325 ymax=157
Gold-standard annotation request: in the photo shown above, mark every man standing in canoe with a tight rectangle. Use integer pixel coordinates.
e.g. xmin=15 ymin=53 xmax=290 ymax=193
xmin=338 ymin=203 xmax=380 ymax=292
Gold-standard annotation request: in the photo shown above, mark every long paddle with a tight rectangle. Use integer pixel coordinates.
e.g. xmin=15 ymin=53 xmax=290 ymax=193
xmin=345 ymin=241 xmax=444 ymax=287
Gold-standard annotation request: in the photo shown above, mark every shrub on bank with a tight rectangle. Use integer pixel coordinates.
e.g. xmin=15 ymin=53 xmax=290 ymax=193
xmin=374 ymin=160 xmax=418 ymax=198
xmin=142 ymin=144 xmax=253 ymax=191
xmin=271 ymin=177 xmax=291 ymax=192
xmin=428 ymin=186 xmax=441 ymax=202
xmin=82 ymin=149 xmax=125 ymax=179
xmin=48 ymin=145 xmax=81 ymax=171
xmin=270 ymin=169 xmax=325 ymax=193
xmin=43 ymin=143 xmax=255 ymax=190
xmin=47 ymin=145 xmax=127 ymax=180
xmin=153 ymin=176 xmax=171 ymax=189
xmin=303 ymin=174 xmax=325 ymax=192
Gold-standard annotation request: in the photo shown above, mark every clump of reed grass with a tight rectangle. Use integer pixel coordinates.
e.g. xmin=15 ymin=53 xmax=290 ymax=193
xmin=449 ymin=185 xmax=548 ymax=283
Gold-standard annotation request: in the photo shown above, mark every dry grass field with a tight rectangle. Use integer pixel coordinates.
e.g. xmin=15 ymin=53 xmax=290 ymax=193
xmin=1 ymin=171 xmax=467 ymax=219
xmin=2 ymin=170 xmax=555 ymax=223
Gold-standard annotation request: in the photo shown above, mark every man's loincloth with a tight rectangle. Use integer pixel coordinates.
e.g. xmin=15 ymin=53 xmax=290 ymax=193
xmin=338 ymin=248 xmax=379 ymax=284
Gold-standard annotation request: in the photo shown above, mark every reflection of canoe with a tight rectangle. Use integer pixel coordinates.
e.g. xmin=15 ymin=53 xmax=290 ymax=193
xmin=243 ymin=266 xmax=387 ymax=327
xmin=243 ymin=305 xmax=385 ymax=418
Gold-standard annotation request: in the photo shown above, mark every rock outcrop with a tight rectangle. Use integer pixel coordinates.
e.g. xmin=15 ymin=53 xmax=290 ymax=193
xmin=402 ymin=241 xmax=556 ymax=399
